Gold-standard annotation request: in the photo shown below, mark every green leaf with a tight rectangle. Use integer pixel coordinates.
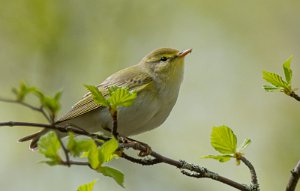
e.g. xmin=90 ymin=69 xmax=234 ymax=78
xmin=237 ymin=138 xmax=251 ymax=152
xmin=38 ymin=91 xmax=62 ymax=114
xmin=210 ymin=126 xmax=237 ymax=154
xmin=88 ymin=141 xmax=100 ymax=169
xmin=283 ymin=55 xmax=293 ymax=84
xmin=38 ymin=131 xmax=62 ymax=165
xmin=108 ymin=86 xmax=137 ymax=110
xmin=12 ymin=82 xmax=38 ymax=101
xmin=97 ymin=166 xmax=124 ymax=187
xmin=67 ymin=133 xmax=93 ymax=157
xmin=99 ymin=138 xmax=119 ymax=164
xmin=262 ymin=71 xmax=289 ymax=89
xmin=107 ymin=86 xmax=119 ymax=94
xmin=85 ymin=85 xmax=109 ymax=107
xmin=201 ymin=154 xmax=232 ymax=162
xmin=77 ymin=180 xmax=97 ymax=191
xmin=54 ymin=91 xmax=63 ymax=102
xmin=67 ymin=133 xmax=100 ymax=169
xmin=67 ymin=132 xmax=76 ymax=154
xmin=262 ymin=85 xmax=280 ymax=92
xmin=69 ymin=139 xmax=93 ymax=157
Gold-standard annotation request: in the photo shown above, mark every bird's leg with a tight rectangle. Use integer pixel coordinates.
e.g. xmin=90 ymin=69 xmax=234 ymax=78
xmin=108 ymin=108 xmax=151 ymax=156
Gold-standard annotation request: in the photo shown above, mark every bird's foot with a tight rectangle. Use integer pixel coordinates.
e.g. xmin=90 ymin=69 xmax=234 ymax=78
xmin=119 ymin=136 xmax=152 ymax=157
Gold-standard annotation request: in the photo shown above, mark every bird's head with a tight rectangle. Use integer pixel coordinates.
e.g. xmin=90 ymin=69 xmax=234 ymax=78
xmin=140 ymin=48 xmax=192 ymax=82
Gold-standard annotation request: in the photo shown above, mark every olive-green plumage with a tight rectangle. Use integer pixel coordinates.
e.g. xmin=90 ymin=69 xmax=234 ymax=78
xmin=24 ymin=48 xmax=192 ymax=149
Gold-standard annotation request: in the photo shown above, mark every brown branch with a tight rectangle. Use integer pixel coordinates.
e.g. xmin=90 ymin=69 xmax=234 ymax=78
xmin=1 ymin=120 xmax=253 ymax=191
xmin=61 ymin=160 xmax=90 ymax=167
xmin=289 ymin=91 xmax=300 ymax=102
xmin=240 ymin=156 xmax=259 ymax=189
xmin=0 ymin=85 xmax=262 ymax=190
xmin=0 ymin=121 xmax=108 ymax=142
xmin=0 ymin=98 xmax=51 ymax=122
xmin=150 ymin=152 xmax=250 ymax=191
xmin=57 ymin=134 xmax=70 ymax=167
xmin=111 ymin=108 xmax=252 ymax=191
xmin=121 ymin=152 xmax=161 ymax=165
xmin=121 ymin=146 xmax=250 ymax=190
xmin=286 ymin=160 xmax=300 ymax=191
xmin=109 ymin=108 xmax=119 ymax=138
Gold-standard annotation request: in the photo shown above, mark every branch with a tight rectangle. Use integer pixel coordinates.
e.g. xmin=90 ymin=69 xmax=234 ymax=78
xmin=0 ymin=91 xmax=258 ymax=191
xmin=60 ymin=160 xmax=90 ymax=167
xmin=289 ymin=91 xmax=300 ymax=102
xmin=286 ymin=160 xmax=300 ymax=191
xmin=121 ymin=145 xmax=250 ymax=190
xmin=1 ymin=120 xmax=252 ymax=191
xmin=0 ymin=98 xmax=51 ymax=122
xmin=240 ymin=156 xmax=259 ymax=189
xmin=0 ymin=121 xmax=108 ymax=142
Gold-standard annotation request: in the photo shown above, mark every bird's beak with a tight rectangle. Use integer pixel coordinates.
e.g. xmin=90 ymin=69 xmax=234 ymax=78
xmin=178 ymin=48 xmax=192 ymax=57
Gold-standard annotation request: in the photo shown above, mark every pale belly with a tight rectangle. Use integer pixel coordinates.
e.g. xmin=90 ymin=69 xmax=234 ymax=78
xmin=61 ymin=88 xmax=179 ymax=136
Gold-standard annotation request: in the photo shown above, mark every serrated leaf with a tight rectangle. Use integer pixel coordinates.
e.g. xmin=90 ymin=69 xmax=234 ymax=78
xmin=38 ymin=91 xmax=62 ymax=114
xmin=54 ymin=91 xmax=63 ymax=101
xmin=211 ymin=126 xmax=237 ymax=154
xmin=85 ymin=85 xmax=109 ymax=107
xmin=88 ymin=141 xmax=100 ymax=169
xmin=201 ymin=155 xmax=232 ymax=162
xmin=263 ymin=85 xmax=280 ymax=92
xmin=67 ymin=132 xmax=76 ymax=154
xmin=283 ymin=55 xmax=293 ymax=84
xmin=38 ymin=131 xmax=62 ymax=164
xmin=99 ymin=138 xmax=119 ymax=164
xmin=68 ymin=134 xmax=99 ymax=169
xmin=97 ymin=166 xmax=124 ymax=187
xmin=262 ymin=71 xmax=289 ymax=89
xmin=12 ymin=82 xmax=38 ymax=101
xmin=67 ymin=134 xmax=100 ymax=164
xmin=67 ymin=133 xmax=91 ymax=157
xmin=107 ymin=86 xmax=119 ymax=94
xmin=237 ymin=138 xmax=251 ymax=152
xmin=77 ymin=180 xmax=97 ymax=191
xmin=108 ymin=86 xmax=137 ymax=110
xmin=73 ymin=140 xmax=94 ymax=156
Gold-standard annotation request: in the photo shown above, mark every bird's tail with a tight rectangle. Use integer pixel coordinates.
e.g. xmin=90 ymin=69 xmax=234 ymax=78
xmin=19 ymin=128 xmax=50 ymax=150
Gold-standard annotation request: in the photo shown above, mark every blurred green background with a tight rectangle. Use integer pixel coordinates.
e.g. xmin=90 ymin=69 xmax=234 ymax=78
xmin=1 ymin=0 xmax=300 ymax=190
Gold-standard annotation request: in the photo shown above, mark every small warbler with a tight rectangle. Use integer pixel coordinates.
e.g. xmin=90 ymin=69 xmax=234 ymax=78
xmin=25 ymin=48 xmax=192 ymax=149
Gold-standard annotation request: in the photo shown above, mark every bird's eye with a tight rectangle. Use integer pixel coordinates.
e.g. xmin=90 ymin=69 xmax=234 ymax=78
xmin=160 ymin=56 xmax=168 ymax=61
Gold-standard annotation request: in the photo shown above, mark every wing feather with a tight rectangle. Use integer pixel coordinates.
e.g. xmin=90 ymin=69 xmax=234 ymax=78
xmin=56 ymin=66 xmax=153 ymax=123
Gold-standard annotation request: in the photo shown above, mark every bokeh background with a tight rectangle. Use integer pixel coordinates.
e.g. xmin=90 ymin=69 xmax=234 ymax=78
xmin=1 ymin=0 xmax=300 ymax=190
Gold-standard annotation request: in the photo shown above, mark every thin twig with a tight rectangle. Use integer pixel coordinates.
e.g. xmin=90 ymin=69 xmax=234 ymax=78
xmin=110 ymin=108 xmax=118 ymax=138
xmin=121 ymin=141 xmax=250 ymax=190
xmin=0 ymin=98 xmax=51 ymax=122
xmin=57 ymin=134 xmax=70 ymax=167
xmin=0 ymin=121 xmax=55 ymax=129
xmin=0 ymin=121 xmax=108 ymax=142
xmin=149 ymin=151 xmax=250 ymax=191
xmin=111 ymin=105 xmax=251 ymax=190
xmin=240 ymin=156 xmax=259 ymax=190
xmin=289 ymin=91 xmax=300 ymax=102
xmin=1 ymin=120 xmax=252 ymax=190
xmin=286 ymin=160 xmax=300 ymax=191
xmin=0 ymin=87 xmax=258 ymax=190
xmin=121 ymin=152 xmax=161 ymax=165
xmin=60 ymin=160 xmax=90 ymax=167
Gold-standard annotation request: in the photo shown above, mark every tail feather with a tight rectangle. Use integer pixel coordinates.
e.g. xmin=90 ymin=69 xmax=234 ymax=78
xmin=19 ymin=128 xmax=49 ymax=150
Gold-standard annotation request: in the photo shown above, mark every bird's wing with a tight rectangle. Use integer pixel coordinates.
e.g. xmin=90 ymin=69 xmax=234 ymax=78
xmin=56 ymin=67 xmax=153 ymax=123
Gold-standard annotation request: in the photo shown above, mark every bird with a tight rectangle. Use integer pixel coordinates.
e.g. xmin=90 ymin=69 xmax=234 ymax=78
xmin=22 ymin=47 xmax=192 ymax=149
